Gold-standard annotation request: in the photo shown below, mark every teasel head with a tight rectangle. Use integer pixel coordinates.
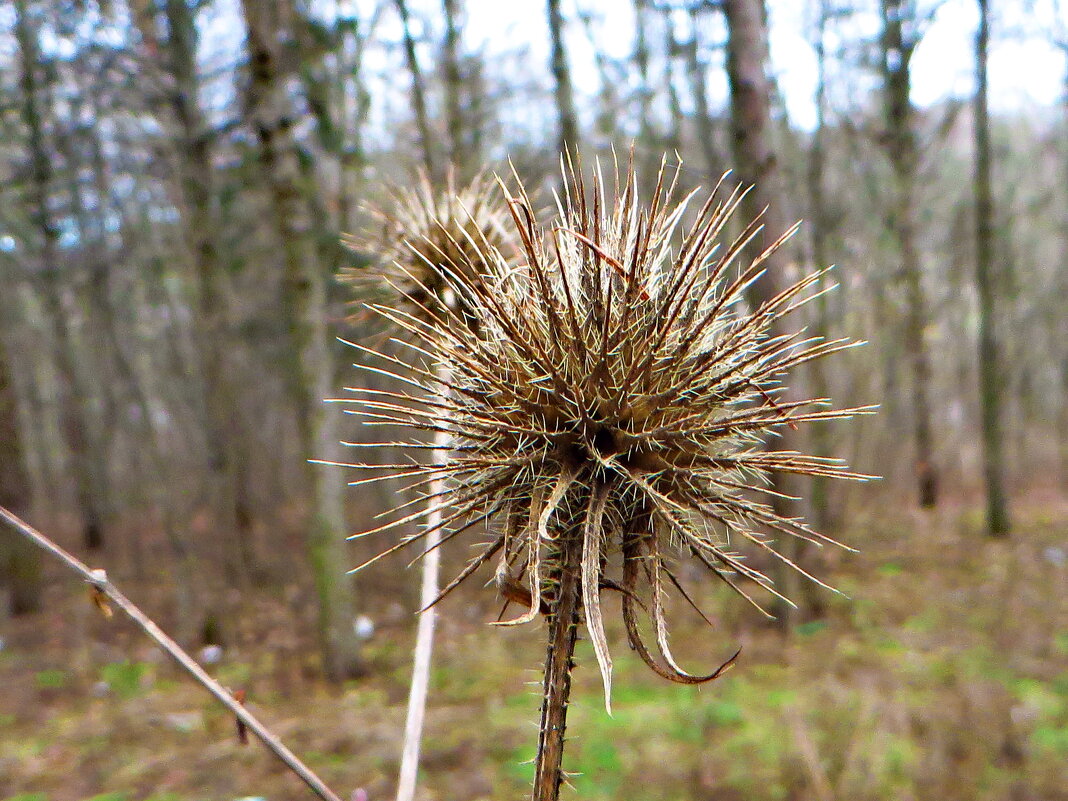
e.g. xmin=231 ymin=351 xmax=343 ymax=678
xmin=341 ymin=166 xmax=515 ymax=328
xmin=343 ymin=156 xmax=874 ymax=711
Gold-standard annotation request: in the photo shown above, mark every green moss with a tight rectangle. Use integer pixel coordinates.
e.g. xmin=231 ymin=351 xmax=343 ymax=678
xmin=34 ymin=669 xmax=66 ymax=689
xmin=1032 ymin=725 xmax=1068 ymax=754
xmin=1053 ymin=632 xmax=1068 ymax=656
xmin=1011 ymin=678 xmax=1063 ymax=717
xmin=573 ymin=738 xmax=624 ymax=797
xmin=99 ymin=661 xmax=152 ymax=699
xmin=795 ymin=620 xmax=829 ymax=636
xmin=902 ymin=609 xmax=939 ymax=633
xmin=877 ymin=561 xmax=904 ymax=577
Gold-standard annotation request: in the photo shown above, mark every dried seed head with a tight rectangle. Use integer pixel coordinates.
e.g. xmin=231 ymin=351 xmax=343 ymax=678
xmin=341 ymin=168 xmax=514 ymax=323
xmin=344 ymin=158 xmax=873 ymax=708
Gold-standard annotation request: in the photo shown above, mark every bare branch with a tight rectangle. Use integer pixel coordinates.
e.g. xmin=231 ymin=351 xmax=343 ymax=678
xmin=0 ymin=505 xmax=346 ymax=801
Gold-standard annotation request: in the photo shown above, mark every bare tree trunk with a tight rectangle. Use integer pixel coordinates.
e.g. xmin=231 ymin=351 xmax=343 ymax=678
xmin=240 ymin=0 xmax=363 ymax=681
xmin=684 ymin=4 xmax=724 ymax=182
xmin=576 ymin=9 xmax=619 ymax=146
xmin=14 ymin=0 xmax=110 ymax=553
xmin=973 ymin=0 xmax=1010 ymax=535
xmin=633 ymin=0 xmax=657 ymax=172
xmin=395 ymin=0 xmax=436 ymax=176
xmin=441 ymin=0 xmax=466 ymax=174
xmin=807 ymin=0 xmax=834 ymax=536
xmin=0 ymin=298 xmax=42 ymax=616
xmin=880 ymin=0 xmax=939 ymax=509
xmin=1060 ymin=45 xmax=1068 ymax=493
xmin=337 ymin=9 xmax=373 ymax=234
xmin=660 ymin=4 xmax=685 ymax=156
xmin=723 ymin=0 xmax=805 ymax=626
xmin=546 ymin=0 xmax=581 ymax=157
xmin=0 ymin=282 xmax=51 ymax=529
xmin=60 ymin=83 xmax=131 ymax=518
xmin=98 ymin=188 xmax=204 ymax=637
xmin=162 ymin=0 xmax=259 ymax=583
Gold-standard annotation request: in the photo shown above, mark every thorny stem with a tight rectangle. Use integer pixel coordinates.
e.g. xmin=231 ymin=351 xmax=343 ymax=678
xmin=533 ymin=530 xmax=583 ymax=801
xmin=0 ymin=506 xmax=346 ymax=801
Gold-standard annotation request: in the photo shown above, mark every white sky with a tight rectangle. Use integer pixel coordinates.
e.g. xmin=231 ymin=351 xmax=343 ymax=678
xmin=454 ymin=0 xmax=1068 ymax=130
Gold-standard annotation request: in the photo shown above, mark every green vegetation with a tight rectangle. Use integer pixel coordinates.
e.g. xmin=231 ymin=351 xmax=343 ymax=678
xmin=1 ymin=505 xmax=1065 ymax=799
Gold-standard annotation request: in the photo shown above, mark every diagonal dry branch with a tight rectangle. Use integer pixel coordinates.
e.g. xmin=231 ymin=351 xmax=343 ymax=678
xmin=0 ymin=505 xmax=345 ymax=801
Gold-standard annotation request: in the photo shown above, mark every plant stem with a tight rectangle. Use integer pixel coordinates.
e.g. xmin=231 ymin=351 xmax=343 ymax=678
xmin=395 ymin=423 xmax=449 ymax=801
xmin=533 ymin=533 xmax=582 ymax=801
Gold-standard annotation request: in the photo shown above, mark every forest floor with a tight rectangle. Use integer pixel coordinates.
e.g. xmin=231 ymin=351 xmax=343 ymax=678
xmin=1 ymin=495 xmax=1067 ymax=801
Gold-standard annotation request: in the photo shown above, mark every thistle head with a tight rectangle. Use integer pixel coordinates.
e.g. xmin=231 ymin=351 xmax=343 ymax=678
xmin=345 ymin=157 xmax=872 ymax=708
xmin=341 ymin=167 xmax=514 ymax=324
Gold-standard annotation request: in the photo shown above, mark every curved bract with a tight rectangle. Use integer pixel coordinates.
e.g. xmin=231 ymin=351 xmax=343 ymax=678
xmin=343 ymin=157 xmax=873 ymax=708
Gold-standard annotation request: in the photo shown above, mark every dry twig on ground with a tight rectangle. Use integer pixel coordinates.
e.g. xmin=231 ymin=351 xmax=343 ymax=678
xmin=0 ymin=505 xmax=346 ymax=801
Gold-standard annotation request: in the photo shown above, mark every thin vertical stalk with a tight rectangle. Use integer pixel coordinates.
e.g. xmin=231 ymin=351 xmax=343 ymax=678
xmin=395 ymin=417 xmax=449 ymax=801
xmin=533 ymin=532 xmax=582 ymax=801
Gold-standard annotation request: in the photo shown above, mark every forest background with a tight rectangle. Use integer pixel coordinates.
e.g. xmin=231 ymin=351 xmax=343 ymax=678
xmin=1 ymin=0 xmax=1066 ymax=799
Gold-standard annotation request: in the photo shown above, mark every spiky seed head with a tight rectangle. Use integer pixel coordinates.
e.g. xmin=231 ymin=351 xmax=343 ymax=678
xmin=344 ymin=158 xmax=873 ymax=709
xmin=341 ymin=167 xmax=514 ymax=324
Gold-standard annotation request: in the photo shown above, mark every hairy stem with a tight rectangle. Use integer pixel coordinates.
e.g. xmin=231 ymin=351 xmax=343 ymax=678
xmin=533 ymin=532 xmax=582 ymax=801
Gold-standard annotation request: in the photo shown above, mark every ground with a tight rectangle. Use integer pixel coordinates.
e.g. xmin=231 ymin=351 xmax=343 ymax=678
xmin=1 ymin=496 xmax=1066 ymax=801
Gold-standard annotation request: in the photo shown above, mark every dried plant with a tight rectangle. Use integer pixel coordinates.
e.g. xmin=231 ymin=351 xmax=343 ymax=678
xmin=341 ymin=167 xmax=520 ymax=801
xmin=344 ymin=157 xmax=872 ymax=801
xmin=341 ymin=167 xmax=514 ymax=325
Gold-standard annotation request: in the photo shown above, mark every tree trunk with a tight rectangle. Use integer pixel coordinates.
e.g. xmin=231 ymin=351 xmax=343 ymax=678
xmin=162 ymin=0 xmax=258 ymax=582
xmin=0 ymin=298 xmax=43 ymax=616
xmin=723 ymin=0 xmax=805 ymax=627
xmin=685 ymin=5 xmax=724 ymax=183
xmin=880 ymin=0 xmax=939 ymax=509
xmin=807 ymin=0 xmax=834 ymax=536
xmin=1061 ymin=47 xmax=1068 ymax=493
xmin=546 ymin=0 xmax=581 ymax=157
xmin=14 ymin=0 xmax=110 ymax=553
xmin=240 ymin=0 xmax=363 ymax=681
xmin=395 ymin=0 xmax=437 ymax=177
xmin=633 ymin=0 xmax=656 ymax=173
xmin=58 ymin=85 xmax=128 ymax=527
xmin=973 ymin=0 xmax=1010 ymax=535
xmin=660 ymin=4 xmax=685 ymax=157
xmin=441 ymin=0 xmax=466 ymax=174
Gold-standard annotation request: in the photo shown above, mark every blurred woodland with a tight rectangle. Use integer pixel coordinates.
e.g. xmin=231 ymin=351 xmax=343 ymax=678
xmin=0 ymin=0 xmax=1066 ymax=799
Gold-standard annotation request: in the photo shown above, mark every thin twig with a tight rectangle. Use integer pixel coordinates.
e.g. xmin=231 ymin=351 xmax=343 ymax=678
xmin=0 ymin=505 xmax=345 ymax=801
